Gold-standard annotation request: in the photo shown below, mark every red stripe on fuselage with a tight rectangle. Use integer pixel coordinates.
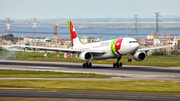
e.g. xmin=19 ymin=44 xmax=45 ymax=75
xmin=115 ymin=38 xmax=123 ymax=55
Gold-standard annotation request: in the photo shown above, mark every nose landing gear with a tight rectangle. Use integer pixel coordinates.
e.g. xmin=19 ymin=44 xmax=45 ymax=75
xmin=128 ymin=58 xmax=132 ymax=62
xmin=127 ymin=54 xmax=132 ymax=62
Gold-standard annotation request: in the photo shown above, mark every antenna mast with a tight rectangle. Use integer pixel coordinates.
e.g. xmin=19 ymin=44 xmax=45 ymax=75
xmin=132 ymin=15 xmax=140 ymax=37
xmin=6 ymin=17 xmax=11 ymax=35
xmin=53 ymin=24 xmax=58 ymax=45
xmin=33 ymin=18 xmax=37 ymax=37
xmin=154 ymin=12 xmax=162 ymax=33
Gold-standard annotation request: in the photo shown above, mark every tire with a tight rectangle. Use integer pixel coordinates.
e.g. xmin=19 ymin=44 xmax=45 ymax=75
xmin=89 ymin=63 xmax=92 ymax=67
xmin=113 ymin=63 xmax=116 ymax=68
xmin=130 ymin=59 xmax=132 ymax=62
xmin=85 ymin=63 xmax=89 ymax=68
xmin=83 ymin=64 xmax=85 ymax=68
xmin=119 ymin=63 xmax=122 ymax=67
xmin=128 ymin=59 xmax=132 ymax=62
xmin=83 ymin=63 xmax=86 ymax=68
xmin=116 ymin=63 xmax=119 ymax=68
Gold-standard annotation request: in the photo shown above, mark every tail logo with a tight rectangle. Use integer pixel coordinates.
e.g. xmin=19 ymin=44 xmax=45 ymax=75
xmin=68 ymin=21 xmax=78 ymax=46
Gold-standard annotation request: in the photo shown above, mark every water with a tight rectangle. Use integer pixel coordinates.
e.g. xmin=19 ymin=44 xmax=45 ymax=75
xmin=0 ymin=27 xmax=180 ymax=40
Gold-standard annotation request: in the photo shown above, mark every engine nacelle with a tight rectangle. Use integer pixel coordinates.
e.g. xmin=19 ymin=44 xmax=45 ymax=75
xmin=133 ymin=52 xmax=146 ymax=61
xmin=79 ymin=52 xmax=93 ymax=61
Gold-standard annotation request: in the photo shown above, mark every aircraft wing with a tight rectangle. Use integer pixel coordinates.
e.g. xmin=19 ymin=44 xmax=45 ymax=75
xmin=9 ymin=45 xmax=105 ymax=54
xmin=137 ymin=41 xmax=175 ymax=52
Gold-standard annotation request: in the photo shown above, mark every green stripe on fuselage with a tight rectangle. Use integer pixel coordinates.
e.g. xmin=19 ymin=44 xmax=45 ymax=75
xmin=110 ymin=39 xmax=118 ymax=56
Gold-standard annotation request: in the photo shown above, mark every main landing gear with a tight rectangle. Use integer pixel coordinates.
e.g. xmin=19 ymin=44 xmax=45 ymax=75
xmin=113 ymin=56 xmax=122 ymax=68
xmin=83 ymin=61 xmax=92 ymax=68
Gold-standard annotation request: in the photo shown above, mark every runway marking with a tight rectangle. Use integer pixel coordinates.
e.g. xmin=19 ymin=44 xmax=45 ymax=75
xmin=104 ymin=95 xmax=120 ymax=97
xmin=38 ymin=90 xmax=57 ymax=92
xmin=142 ymin=96 xmax=157 ymax=98
xmin=123 ymin=96 xmax=138 ymax=98
xmin=161 ymin=97 xmax=176 ymax=99
xmin=86 ymin=94 xmax=101 ymax=96
xmin=68 ymin=94 xmax=83 ymax=96
xmin=175 ymin=95 xmax=180 ymax=97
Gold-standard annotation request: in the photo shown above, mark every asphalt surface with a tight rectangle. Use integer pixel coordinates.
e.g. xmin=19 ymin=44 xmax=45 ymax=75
xmin=0 ymin=89 xmax=180 ymax=101
xmin=1 ymin=60 xmax=180 ymax=101
xmin=0 ymin=60 xmax=180 ymax=81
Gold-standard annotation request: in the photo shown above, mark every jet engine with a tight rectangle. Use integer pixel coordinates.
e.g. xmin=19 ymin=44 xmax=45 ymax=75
xmin=133 ymin=52 xmax=146 ymax=61
xmin=79 ymin=52 xmax=93 ymax=61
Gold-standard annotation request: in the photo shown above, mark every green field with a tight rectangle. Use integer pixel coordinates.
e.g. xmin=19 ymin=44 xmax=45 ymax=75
xmin=0 ymin=69 xmax=120 ymax=78
xmin=1 ymin=50 xmax=180 ymax=67
xmin=0 ymin=80 xmax=180 ymax=94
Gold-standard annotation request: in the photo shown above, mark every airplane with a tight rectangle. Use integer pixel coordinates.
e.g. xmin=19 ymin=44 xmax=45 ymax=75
xmin=2 ymin=21 xmax=175 ymax=68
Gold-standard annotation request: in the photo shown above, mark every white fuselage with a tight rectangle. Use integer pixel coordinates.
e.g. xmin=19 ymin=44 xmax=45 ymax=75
xmin=73 ymin=38 xmax=139 ymax=60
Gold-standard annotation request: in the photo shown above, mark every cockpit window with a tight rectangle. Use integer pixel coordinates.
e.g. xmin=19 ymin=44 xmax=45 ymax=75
xmin=129 ymin=41 xmax=138 ymax=43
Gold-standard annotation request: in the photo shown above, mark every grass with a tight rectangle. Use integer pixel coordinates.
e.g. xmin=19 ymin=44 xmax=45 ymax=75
xmin=0 ymin=69 xmax=120 ymax=78
xmin=0 ymin=80 xmax=180 ymax=94
xmin=1 ymin=50 xmax=180 ymax=67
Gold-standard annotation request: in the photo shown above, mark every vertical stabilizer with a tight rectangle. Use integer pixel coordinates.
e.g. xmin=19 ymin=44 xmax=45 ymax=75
xmin=68 ymin=21 xmax=82 ymax=47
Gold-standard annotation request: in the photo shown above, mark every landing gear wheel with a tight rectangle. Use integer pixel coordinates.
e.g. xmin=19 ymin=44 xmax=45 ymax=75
xmin=82 ymin=62 xmax=92 ymax=68
xmin=86 ymin=63 xmax=89 ymax=68
xmin=113 ymin=56 xmax=122 ymax=68
xmin=113 ymin=63 xmax=116 ymax=68
xmin=113 ymin=62 xmax=122 ymax=68
xmin=128 ymin=58 xmax=132 ymax=62
xmin=83 ymin=63 xmax=86 ymax=68
xmin=119 ymin=62 xmax=122 ymax=67
xmin=89 ymin=62 xmax=92 ymax=67
xmin=116 ymin=63 xmax=120 ymax=68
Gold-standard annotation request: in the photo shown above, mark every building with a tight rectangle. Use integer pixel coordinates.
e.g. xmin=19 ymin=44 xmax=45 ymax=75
xmin=80 ymin=36 xmax=94 ymax=44
xmin=0 ymin=34 xmax=18 ymax=43
xmin=145 ymin=39 xmax=154 ymax=46
xmin=147 ymin=33 xmax=173 ymax=41
xmin=177 ymin=39 xmax=180 ymax=50
xmin=17 ymin=36 xmax=71 ymax=51
xmin=147 ymin=33 xmax=162 ymax=40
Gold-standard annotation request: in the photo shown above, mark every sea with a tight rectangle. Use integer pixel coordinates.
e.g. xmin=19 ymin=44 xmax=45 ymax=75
xmin=0 ymin=27 xmax=180 ymax=40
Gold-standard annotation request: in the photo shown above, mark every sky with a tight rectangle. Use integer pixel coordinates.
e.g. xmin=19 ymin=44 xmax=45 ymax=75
xmin=0 ymin=0 xmax=180 ymax=19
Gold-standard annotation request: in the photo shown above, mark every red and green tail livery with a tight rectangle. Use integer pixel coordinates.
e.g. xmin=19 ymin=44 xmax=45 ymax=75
xmin=68 ymin=21 xmax=78 ymax=46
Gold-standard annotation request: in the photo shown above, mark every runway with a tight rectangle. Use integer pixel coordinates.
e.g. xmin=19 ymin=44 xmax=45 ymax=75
xmin=0 ymin=89 xmax=180 ymax=101
xmin=0 ymin=60 xmax=180 ymax=81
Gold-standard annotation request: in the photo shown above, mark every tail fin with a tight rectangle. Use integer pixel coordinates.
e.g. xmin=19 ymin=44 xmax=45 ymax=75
xmin=68 ymin=21 xmax=82 ymax=47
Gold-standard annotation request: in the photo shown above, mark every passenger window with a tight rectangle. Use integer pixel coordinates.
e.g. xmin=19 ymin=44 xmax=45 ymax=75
xmin=129 ymin=41 xmax=138 ymax=43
